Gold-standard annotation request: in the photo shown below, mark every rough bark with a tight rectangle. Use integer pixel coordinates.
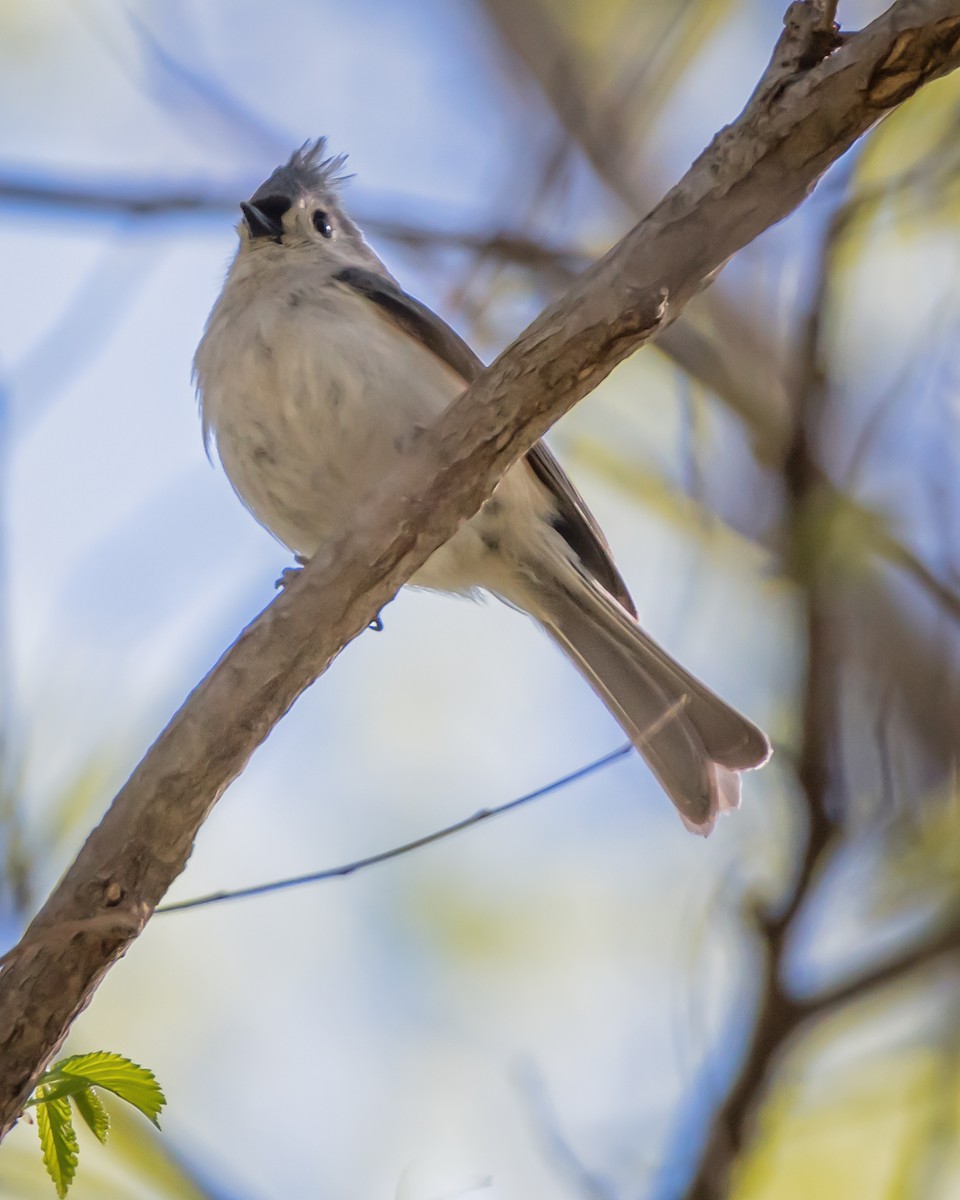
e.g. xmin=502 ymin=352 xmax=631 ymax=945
xmin=2 ymin=0 xmax=959 ymax=1138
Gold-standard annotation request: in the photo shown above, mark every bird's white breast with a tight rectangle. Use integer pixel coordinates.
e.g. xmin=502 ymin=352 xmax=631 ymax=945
xmin=195 ymin=254 xmax=558 ymax=601
xmin=197 ymin=260 xmax=463 ymax=555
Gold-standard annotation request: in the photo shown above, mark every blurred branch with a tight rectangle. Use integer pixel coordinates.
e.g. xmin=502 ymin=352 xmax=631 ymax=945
xmin=680 ymin=140 xmax=847 ymax=1200
xmin=480 ymin=0 xmax=795 ymax=458
xmin=122 ymin=8 xmax=290 ymax=159
xmin=674 ymin=88 xmax=960 ymax=1194
xmin=798 ymin=907 xmax=960 ymax=1018
xmin=870 ymin=512 xmax=960 ymax=624
xmin=2 ymin=0 xmax=960 ymax=1141
xmin=0 ymin=175 xmax=585 ymax=276
xmin=654 ymin=320 xmax=791 ymax=456
xmin=481 ymin=0 xmax=644 ymax=209
xmin=515 ymin=1061 xmax=621 ymax=1200
xmin=0 ymin=175 xmax=234 ymax=215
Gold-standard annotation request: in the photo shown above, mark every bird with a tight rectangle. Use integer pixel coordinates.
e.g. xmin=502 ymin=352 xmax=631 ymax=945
xmin=193 ymin=139 xmax=770 ymax=834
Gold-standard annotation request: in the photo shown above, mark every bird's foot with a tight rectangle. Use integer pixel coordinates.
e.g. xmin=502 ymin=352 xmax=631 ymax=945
xmin=275 ymin=554 xmax=309 ymax=590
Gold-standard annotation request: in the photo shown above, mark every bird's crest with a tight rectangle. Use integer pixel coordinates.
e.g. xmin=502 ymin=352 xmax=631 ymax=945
xmin=252 ymin=138 xmax=351 ymax=202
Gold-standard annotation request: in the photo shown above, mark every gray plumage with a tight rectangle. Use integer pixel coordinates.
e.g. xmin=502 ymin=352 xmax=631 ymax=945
xmin=194 ymin=138 xmax=770 ymax=834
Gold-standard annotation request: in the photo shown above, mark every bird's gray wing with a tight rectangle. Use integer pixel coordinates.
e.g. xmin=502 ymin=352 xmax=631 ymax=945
xmin=333 ymin=266 xmax=636 ymax=615
xmin=523 ymin=440 xmax=636 ymax=616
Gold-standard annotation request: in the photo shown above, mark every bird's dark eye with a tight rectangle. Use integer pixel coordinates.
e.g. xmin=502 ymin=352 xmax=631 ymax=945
xmin=312 ymin=210 xmax=333 ymax=238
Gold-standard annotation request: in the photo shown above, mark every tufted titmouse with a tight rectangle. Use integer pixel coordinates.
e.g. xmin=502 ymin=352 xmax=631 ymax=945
xmin=194 ymin=139 xmax=770 ymax=834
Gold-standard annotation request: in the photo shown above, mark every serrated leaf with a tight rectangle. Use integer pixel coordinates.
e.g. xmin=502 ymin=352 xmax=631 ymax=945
xmin=71 ymin=1087 xmax=110 ymax=1145
xmin=53 ymin=1053 xmax=165 ymax=1128
xmin=35 ymin=1091 xmax=79 ymax=1198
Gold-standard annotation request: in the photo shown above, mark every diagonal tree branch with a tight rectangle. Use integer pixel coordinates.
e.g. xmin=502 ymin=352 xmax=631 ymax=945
xmin=1 ymin=0 xmax=959 ymax=1139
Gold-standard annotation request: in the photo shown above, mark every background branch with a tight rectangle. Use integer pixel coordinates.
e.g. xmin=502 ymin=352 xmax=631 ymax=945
xmin=679 ymin=161 xmax=846 ymax=1199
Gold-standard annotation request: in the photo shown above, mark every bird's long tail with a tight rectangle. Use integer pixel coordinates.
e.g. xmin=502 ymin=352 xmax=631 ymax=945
xmin=530 ymin=568 xmax=770 ymax=835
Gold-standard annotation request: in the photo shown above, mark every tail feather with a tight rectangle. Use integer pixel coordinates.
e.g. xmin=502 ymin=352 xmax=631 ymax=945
xmin=615 ymin=619 xmax=770 ymax=771
xmin=535 ymin=573 xmax=770 ymax=835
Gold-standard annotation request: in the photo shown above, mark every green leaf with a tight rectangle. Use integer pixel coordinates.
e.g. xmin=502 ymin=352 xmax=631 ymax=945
xmin=52 ymin=1053 xmax=166 ymax=1128
xmin=25 ymin=1077 xmax=97 ymax=1106
xmin=35 ymin=1091 xmax=79 ymax=1198
xmin=71 ymin=1087 xmax=110 ymax=1145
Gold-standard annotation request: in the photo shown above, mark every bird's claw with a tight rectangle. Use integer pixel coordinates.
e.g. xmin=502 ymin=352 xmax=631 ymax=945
xmin=275 ymin=567 xmax=300 ymax=590
xmin=275 ymin=555 xmax=309 ymax=590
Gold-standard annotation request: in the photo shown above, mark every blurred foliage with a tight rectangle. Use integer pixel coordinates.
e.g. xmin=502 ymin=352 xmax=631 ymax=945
xmin=533 ymin=0 xmax=736 ymax=147
xmin=852 ymin=72 xmax=960 ymax=229
xmin=735 ymin=1036 xmax=958 ymax=1199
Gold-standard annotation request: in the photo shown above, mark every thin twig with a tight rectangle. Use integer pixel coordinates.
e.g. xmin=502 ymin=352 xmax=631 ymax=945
xmin=156 ymin=744 xmax=633 ymax=914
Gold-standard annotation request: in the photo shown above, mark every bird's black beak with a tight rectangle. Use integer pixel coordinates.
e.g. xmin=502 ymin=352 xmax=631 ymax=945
xmin=241 ymin=200 xmax=285 ymax=242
